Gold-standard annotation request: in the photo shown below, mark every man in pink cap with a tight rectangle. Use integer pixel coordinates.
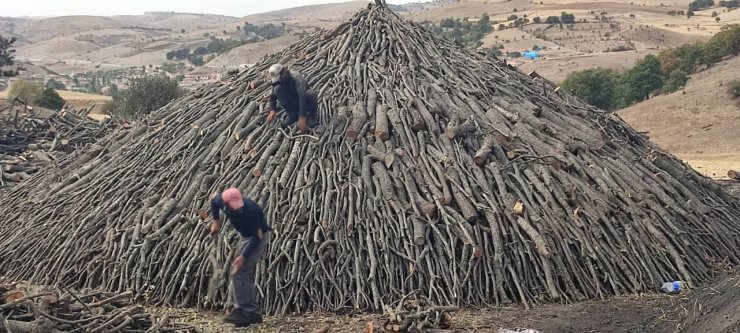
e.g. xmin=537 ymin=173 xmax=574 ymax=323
xmin=210 ymin=187 xmax=271 ymax=327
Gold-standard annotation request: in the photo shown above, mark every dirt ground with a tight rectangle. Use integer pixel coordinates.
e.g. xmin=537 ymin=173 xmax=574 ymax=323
xmin=149 ymin=274 xmax=740 ymax=333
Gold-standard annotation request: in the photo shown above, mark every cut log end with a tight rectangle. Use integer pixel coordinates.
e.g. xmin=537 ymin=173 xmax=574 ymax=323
xmin=374 ymin=130 xmax=389 ymax=141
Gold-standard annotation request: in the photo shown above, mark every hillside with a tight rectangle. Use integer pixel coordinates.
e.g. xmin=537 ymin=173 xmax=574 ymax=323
xmin=618 ymin=56 xmax=740 ymax=179
xmin=407 ymin=0 xmax=738 ymax=82
xmin=0 ymin=16 xmax=125 ymax=44
xmin=242 ymin=1 xmax=370 ymax=25
xmin=2 ymin=0 xmax=738 ymax=79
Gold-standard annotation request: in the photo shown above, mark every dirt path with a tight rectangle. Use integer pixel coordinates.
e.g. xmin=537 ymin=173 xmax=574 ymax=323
xmin=151 ymin=274 xmax=740 ymax=332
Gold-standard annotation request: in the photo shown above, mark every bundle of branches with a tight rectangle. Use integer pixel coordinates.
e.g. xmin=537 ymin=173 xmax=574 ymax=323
xmin=0 ymin=2 xmax=739 ymax=317
xmin=382 ymin=292 xmax=457 ymax=332
xmin=0 ymin=284 xmax=195 ymax=332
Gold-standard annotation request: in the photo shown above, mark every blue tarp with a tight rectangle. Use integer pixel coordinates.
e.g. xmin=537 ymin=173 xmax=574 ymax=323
xmin=523 ymin=51 xmax=539 ymax=59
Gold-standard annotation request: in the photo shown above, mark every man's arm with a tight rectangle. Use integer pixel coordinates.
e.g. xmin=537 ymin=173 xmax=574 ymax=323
xmin=292 ymin=72 xmax=309 ymax=117
xmin=267 ymin=85 xmax=278 ymax=111
xmin=266 ymin=85 xmax=279 ymax=122
xmin=210 ymin=194 xmax=223 ymax=236
xmin=210 ymin=194 xmax=222 ymax=221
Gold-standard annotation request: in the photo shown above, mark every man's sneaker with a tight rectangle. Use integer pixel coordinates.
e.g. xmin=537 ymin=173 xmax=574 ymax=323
xmin=222 ymin=311 xmax=241 ymax=324
xmin=232 ymin=313 xmax=262 ymax=328
xmin=250 ymin=314 xmax=263 ymax=324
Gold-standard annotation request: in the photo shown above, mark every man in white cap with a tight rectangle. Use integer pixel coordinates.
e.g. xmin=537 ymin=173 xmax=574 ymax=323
xmin=265 ymin=63 xmax=319 ymax=132
xmin=210 ymin=188 xmax=271 ymax=327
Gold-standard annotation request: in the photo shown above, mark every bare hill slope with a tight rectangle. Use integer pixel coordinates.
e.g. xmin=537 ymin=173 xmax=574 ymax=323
xmin=618 ymin=56 xmax=740 ymax=179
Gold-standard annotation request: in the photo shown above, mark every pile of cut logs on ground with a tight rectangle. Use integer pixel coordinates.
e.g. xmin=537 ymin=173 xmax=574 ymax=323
xmin=0 ymin=101 xmax=117 ymax=188
xmin=0 ymin=284 xmax=195 ymax=332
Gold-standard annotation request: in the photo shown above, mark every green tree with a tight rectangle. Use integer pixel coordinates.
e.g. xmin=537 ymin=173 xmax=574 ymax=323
xmin=701 ymin=24 xmax=740 ymax=64
xmin=8 ymin=80 xmax=43 ymax=102
xmin=440 ymin=18 xmax=456 ymax=28
xmin=1 ymin=35 xmax=23 ymax=77
xmin=620 ymin=55 xmax=664 ymax=105
xmin=545 ymin=16 xmax=561 ymax=24
xmin=190 ymin=55 xmax=204 ymax=66
xmin=689 ymin=0 xmax=714 ymax=10
xmin=46 ymin=78 xmax=66 ymax=90
xmin=659 ymin=43 xmax=703 ymax=75
xmin=160 ymin=63 xmax=178 ymax=74
xmin=486 ymin=47 xmax=502 ymax=58
xmin=532 ymin=16 xmax=541 ymax=24
xmin=561 ymin=68 xmax=621 ymax=110
xmin=106 ymin=76 xmax=183 ymax=117
xmin=87 ymin=80 xmax=99 ymax=94
xmin=662 ymin=69 xmax=688 ymax=93
xmin=34 ymin=88 xmax=66 ymax=109
xmin=560 ymin=12 xmax=576 ymax=24
xmin=109 ymin=84 xmax=118 ymax=95
xmin=477 ymin=13 xmax=493 ymax=33
xmin=719 ymin=0 xmax=738 ymax=8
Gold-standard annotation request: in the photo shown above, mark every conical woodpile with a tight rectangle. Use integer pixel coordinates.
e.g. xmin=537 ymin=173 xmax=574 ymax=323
xmin=1 ymin=3 xmax=739 ymax=316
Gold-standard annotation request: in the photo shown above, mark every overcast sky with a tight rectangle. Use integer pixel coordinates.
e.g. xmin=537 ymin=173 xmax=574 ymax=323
xmin=2 ymin=0 xmax=414 ymax=18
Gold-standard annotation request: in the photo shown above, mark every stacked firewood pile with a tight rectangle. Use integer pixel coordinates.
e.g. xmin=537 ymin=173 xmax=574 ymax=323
xmin=0 ymin=102 xmax=116 ymax=188
xmin=0 ymin=1 xmax=739 ymax=319
xmin=0 ymin=284 xmax=195 ymax=332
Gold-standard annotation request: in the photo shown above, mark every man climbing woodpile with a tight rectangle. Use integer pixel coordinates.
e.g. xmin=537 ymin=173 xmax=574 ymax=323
xmin=265 ymin=63 xmax=319 ymax=133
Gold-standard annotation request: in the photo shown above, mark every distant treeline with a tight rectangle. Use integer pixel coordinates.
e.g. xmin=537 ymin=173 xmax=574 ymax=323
xmin=124 ymin=26 xmax=173 ymax=32
xmin=560 ymin=24 xmax=739 ymax=110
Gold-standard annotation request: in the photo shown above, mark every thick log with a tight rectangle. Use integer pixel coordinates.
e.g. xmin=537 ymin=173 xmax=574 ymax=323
xmin=346 ymin=101 xmax=368 ymax=139
xmin=375 ymin=104 xmax=389 ymax=141
xmin=473 ymin=135 xmax=496 ymax=166
xmin=445 ymin=119 xmax=477 ymax=139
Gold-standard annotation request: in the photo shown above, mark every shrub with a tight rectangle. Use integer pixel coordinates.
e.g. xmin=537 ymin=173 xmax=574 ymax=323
xmin=34 ymin=88 xmax=66 ymax=110
xmin=7 ymin=80 xmax=43 ymax=103
xmin=105 ymin=76 xmax=183 ymax=117
xmin=730 ymin=80 xmax=740 ymax=97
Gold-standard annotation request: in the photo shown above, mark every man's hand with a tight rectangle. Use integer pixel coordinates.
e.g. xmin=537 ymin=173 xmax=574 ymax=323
xmin=231 ymin=255 xmax=246 ymax=275
xmin=297 ymin=116 xmax=307 ymax=132
xmin=266 ymin=110 xmax=278 ymax=122
xmin=209 ymin=220 xmax=221 ymax=238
